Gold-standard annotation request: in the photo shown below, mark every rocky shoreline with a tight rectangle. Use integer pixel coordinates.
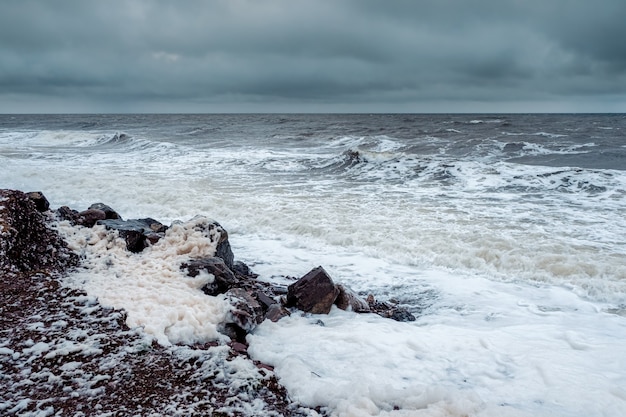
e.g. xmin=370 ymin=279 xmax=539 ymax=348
xmin=1 ymin=189 xmax=414 ymax=416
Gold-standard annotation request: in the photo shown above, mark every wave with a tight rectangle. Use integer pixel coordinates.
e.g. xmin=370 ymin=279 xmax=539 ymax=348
xmin=285 ymin=135 xmax=622 ymax=197
xmin=89 ymin=132 xmax=134 ymax=148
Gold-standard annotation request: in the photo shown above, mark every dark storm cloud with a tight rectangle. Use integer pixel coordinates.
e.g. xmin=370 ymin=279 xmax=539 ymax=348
xmin=0 ymin=0 xmax=625 ymax=112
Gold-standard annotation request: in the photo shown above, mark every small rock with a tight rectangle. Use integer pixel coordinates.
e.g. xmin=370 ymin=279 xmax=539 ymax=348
xmin=389 ymin=308 xmax=416 ymax=322
xmin=97 ymin=218 xmax=168 ymax=253
xmin=181 ymin=257 xmax=238 ymax=296
xmin=264 ymin=304 xmax=291 ymax=322
xmin=335 ymin=284 xmax=370 ymax=313
xmin=225 ymin=288 xmax=264 ymax=333
xmin=366 ymin=294 xmax=416 ymax=322
xmin=26 ymin=191 xmax=50 ymax=212
xmin=255 ymin=291 xmax=277 ymax=309
xmin=56 ymin=206 xmax=80 ymax=224
xmin=88 ymin=203 xmax=122 ymax=220
xmin=229 ymin=341 xmax=248 ymax=354
xmin=232 ymin=260 xmax=257 ymax=277
xmin=216 ymin=236 xmax=234 ymax=270
xmin=265 ymin=303 xmax=291 ymax=323
xmin=76 ymin=209 xmax=106 ymax=227
xmin=286 ymin=266 xmax=339 ymax=314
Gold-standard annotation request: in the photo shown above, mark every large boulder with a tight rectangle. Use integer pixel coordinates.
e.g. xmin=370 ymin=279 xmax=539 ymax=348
xmin=0 ymin=189 xmax=78 ymax=275
xmin=286 ymin=266 xmax=339 ymax=314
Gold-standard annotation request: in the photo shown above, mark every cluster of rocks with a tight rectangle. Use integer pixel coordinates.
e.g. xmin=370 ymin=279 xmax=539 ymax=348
xmin=4 ymin=189 xmax=415 ymax=345
xmin=0 ymin=190 xmax=78 ymax=276
xmin=1 ymin=189 xmax=309 ymax=416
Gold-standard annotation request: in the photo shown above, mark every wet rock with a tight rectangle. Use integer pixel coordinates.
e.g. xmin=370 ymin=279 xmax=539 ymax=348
xmin=388 ymin=308 xmax=416 ymax=322
xmin=265 ymin=304 xmax=291 ymax=322
xmin=56 ymin=205 xmax=80 ymax=224
xmin=0 ymin=189 xmax=78 ymax=275
xmin=76 ymin=208 xmax=107 ymax=227
xmin=183 ymin=217 xmax=234 ymax=269
xmin=97 ymin=218 xmax=168 ymax=253
xmin=88 ymin=202 xmax=122 ymax=220
xmin=229 ymin=341 xmax=248 ymax=354
xmin=366 ymin=295 xmax=416 ymax=322
xmin=216 ymin=233 xmax=234 ymax=270
xmin=225 ymin=288 xmax=264 ymax=336
xmin=232 ymin=260 xmax=257 ymax=278
xmin=271 ymin=284 xmax=288 ymax=296
xmin=255 ymin=291 xmax=277 ymax=310
xmin=26 ymin=191 xmax=50 ymax=212
xmin=286 ymin=266 xmax=339 ymax=314
xmin=181 ymin=257 xmax=238 ymax=296
xmin=335 ymin=284 xmax=371 ymax=313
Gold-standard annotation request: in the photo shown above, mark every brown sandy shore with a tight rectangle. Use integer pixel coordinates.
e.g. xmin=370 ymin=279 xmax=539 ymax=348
xmin=0 ymin=189 xmax=318 ymax=416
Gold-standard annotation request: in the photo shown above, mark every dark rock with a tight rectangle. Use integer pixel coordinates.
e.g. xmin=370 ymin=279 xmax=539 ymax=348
xmin=181 ymin=257 xmax=238 ymax=296
xmin=56 ymin=205 xmax=80 ymax=224
xmin=225 ymin=288 xmax=264 ymax=335
xmin=216 ymin=236 xmax=234 ymax=270
xmin=271 ymin=285 xmax=288 ymax=295
xmin=0 ymin=189 xmax=78 ymax=275
xmin=123 ymin=230 xmax=148 ymax=253
xmin=366 ymin=294 xmax=416 ymax=322
xmin=98 ymin=218 xmax=168 ymax=234
xmin=144 ymin=232 xmax=163 ymax=245
xmin=335 ymin=284 xmax=371 ymax=313
xmin=88 ymin=203 xmax=122 ymax=220
xmin=255 ymin=291 xmax=277 ymax=309
xmin=232 ymin=260 xmax=257 ymax=278
xmin=230 ymin=341 xmax=248 ymax=354
xmin=221 ymin=323 xmax=247 ymax=344
xmin=26 ymin=191 xmax=50 ymax=212
xmin=264 ymin=304 xmax=291 ymax=322
xmin=183 ymin=217 xmax=234 ymax=269
xmin=389 ymin=308 xmax=416 ymax=322
xmin=76 ymin=209 xmax=107 ymax=227
xmin=286 ymin=266 xmax=339 ymax=314
xmin=97 ymin=218 xmax=168 ymax=253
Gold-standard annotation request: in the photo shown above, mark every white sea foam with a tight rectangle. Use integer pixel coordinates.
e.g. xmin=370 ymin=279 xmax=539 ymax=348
xmin=58 ymin=218 xmax=232 ymax=346
xmin=248 ymin=254 xmax=626 ymax=417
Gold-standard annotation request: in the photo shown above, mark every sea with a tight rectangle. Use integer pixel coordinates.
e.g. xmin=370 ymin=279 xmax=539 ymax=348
xmin=1 ymin=113 xmax=625 ymax=416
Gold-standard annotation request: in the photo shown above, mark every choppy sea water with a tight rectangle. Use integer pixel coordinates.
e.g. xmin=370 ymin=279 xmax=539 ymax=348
xmin=1 ymin=114 xmax=625 ymax=416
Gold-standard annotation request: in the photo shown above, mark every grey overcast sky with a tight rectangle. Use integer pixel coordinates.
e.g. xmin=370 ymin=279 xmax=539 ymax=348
xmin=1 ymin=0 xmax=625 ymax=113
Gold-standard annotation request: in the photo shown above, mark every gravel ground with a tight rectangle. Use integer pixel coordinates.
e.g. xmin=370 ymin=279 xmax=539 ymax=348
xmin=0 ymin=268 xmax=317 ymax=416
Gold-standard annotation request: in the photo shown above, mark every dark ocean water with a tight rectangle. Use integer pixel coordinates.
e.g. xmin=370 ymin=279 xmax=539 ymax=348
xmin=2 ymin=113 xmax=625 ymax=168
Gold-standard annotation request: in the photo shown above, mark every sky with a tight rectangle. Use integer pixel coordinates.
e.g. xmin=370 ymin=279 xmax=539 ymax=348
xmin=1 ymin=0 xmax=625 ymax=113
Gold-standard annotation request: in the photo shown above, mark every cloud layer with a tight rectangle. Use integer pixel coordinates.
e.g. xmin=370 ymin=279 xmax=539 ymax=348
xmin=1 ymin=0 xmax=625 ymax=112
